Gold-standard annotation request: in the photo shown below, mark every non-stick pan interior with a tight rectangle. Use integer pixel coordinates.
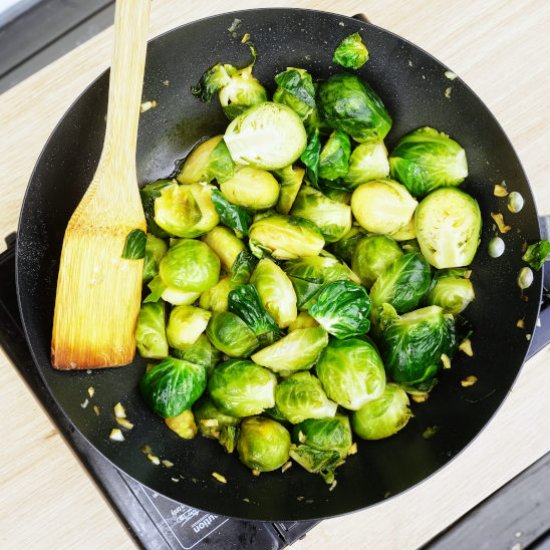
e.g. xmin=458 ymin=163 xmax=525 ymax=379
xmin=17 ymin=9 xmax=542 ymax=521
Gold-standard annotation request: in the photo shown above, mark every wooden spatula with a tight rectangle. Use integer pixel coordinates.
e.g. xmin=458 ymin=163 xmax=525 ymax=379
xmin=51 ymin=0 xmax=151 ymax=369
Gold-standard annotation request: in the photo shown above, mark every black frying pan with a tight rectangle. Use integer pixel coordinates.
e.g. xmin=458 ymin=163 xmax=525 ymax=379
xmin=16 ymin=9 xmax=546 ymax=521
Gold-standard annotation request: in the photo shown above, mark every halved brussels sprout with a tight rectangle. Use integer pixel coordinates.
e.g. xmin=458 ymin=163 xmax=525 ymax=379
xmin=237 ymin=417 xmax=291 ymax=472
xmin=199 ymin=276 xmax=232 ymax=312
xmin=206 ymin=311 xmax=259 ymax=358
xmin=290 ymin=186 xmax=352 ymax=243
xmin=166 ymin=305 xmax=211 ymax=350
xmin=378 ymin=303 xmax=456 ymax=385
xmin=202 ymin=226 xmax=245 ymax=272
xmin=352 ymin=234 xmax=403 ymax=288
xmin=143 ymin=234 xmax=168 ymax=282
xmin=208 ymin=359 xmax=277 ymax=417
xmin=308 ymin=280 xmax=371 ymax=339
xmin=210 ymin=189 xmax=252 ymax=237
xmin=316 ymin=337 xmax=386 ymax=410
xmin=220 ymin=167 xmax=280 ymax=210
xmin=228 ymin=284 xmax=282 ymax=346
xmin=161 ymin=287 xmax=201 ymax=306
xmin=140 ymin=179 xmax=173 ymax=238
xmin=318 ymin=130 xmax=352 ymax=181
xmin=250 ymin=258 xmax=297 ymax=328
xmin=333 ymin=32 xmax=369 ymax=69
xmin=177 ymin=136 xmax=234 ymax=185
xmin=274 ymin=164 xmax=305 ymax=215
xmin=329 ymin=226 xmax=366 ymax=263
xmin=273 ymin=67 xmax=316 ymax=120
xmin=194 ymin=396 xmax=240 ymax=453
xmin=415 ymin=187 xmax=482 ymax=269
xmin=284 ymin=255 xmax=356 ymax=309
xmin=165 ymin=409 xmax=198 ymax=440
xmin=159 ymin=239 xmax=220 ymax=292
xmin=135 ymin=302 xmax=168 ymax=359
xmin=251 ymin=327 xmax=329 ymax=376
xmin=369 ymin=252 xmax=432 ymax=313
xmin=224 ymin=102 xmax=307 ymax=170
xmin=351 ymin=179 xmax=418 ymax=235
xmin=249 ymin=215 xmax=325 ymax=260
xmin=318 ymin=73 xmax=392 ymax=142
xmin=172 ymin=333 xmax=221 ymax=373
xmin=426 ymin=275 xmax=475 ymax=315
xmin=154 ymin=183 xmax=219 ymax=238
xmin=275 ymin=372 xmax=337 ymax=424
xmin=290 ymin=415 xmax=353 ymax=484
xmin=140 ymin=357 xmax=207 ymax=418
xmin=351 ymin=383 xmax=412 ymax=440
xmin=288 ymin=311 xmax=319 ymax=331
xmin=389 ymin=127 xmax=468 ymax=196
xmin=343 ymin=140 xmax=390 ymax=189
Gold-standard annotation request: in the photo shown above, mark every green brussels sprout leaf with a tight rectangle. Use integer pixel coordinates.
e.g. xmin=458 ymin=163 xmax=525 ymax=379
xmin=300 ymin=127 xmax=321 ymax=186
xmin=193 ymin=396 xmax=240 ymax=453
xmin=210 ymin=189 xmax=253 ymax=237
xmin=230 ymin=250 xmax=258 ymax=285
xmin=273 ymin=67 xmax=316 ymax=119
xmin=318 ymin=130 xmax=352 ymax=181
xmin=191 ymin=63 xmax=236 ymax=101
xmin=274 ymin=164 xmax=305 ymax=215
xmin=172 ymin=334 xmax=221 ymax=374
xmin=143 ymin=234 xmax=168 ymax=282
xmin=122 ymin=229 xmax=146 ymax=260
xmin=522 ymin=240 xmax=550 ymax=271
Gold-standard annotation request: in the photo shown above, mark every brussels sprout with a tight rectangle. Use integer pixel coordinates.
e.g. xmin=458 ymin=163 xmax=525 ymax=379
xmin=249 ymin=215 xmax=325 ymax=260
xmin=284 ymin=255 xmax=356 ymax=309
xmin=206 ymin=311 xmax=259 ymax=358
xmin=140 ymin=179 xmax=173 ymax=238
xmin=199 ymin=276 xmax=232 ymax=312
xmin=378 ymin=303 xmax=456 ymax=385
xmin=316 ymin=337 xmax=385 ymax=410
xmin=210 ymin=189 xmax=252 ymax=237
xmin=415 ymin=187 xmax=482 ymax=268
xmin=309 ymin=280 xmax=371 ymax=339
xmin=135 ymin=302 xmax=168 ymax=359
xmin=275 ymin=372 xmax=337 ymax=424
xmin=228 ymin=284 xmax=282 ymax=346
xmin=172 ymin=333 xmax=221 ymax=373
xmin=369 ymin=252 xmax=432 ymax=313
xmin=351 ymin=179 xmax=418 ymax=235
xmin=274 ymin=164 xmax=305 ymax=215
xmin=154 ymin=183 xmax=219 ymax=238
xmin=250 ymin=258 xmax=297 ymax=328
xmin=319 ymin=130 xmax=352 ymax=182
xmin=224 ymin=102 xmax=307 ymax=170
xmin=202 ymin=226 xmax=245 ymax=272
xmin=389 ymin=127 xmax=468 ymax=196
xmin=343 ymin=140 xmax=390 ymax=189
xmin=143 ymin=234 xmax=168 ymax=282
xmin=426 ymin=276 xmax=475 ymax=315
xmin=191 ymin=63 xmax=236 ymax=101
xmin=161 ymin=287 xmax=201 ymax=306
xmin=333 ymin=32 xmax=369 ymax=69
xmin=208 ymin=359 xmax=277 ymax=417
xmin=288 ymin=311 xmax=319 ymax=331
xmin=237 ymin=417 xmax=291 ymax=472
xmin=230 ymin=250 xmax=258 ymax=284
xmin=165 ymin=409 xmax=198 ymax=440
xmin=351 ymin=383 xmax=412 ymax=440
xmin=300 ymin=127 xmax=321 ymax=186
xmin=140 ymin=357 xmax=207 ymax=418
xmin=167 ymin=305 xmax=211 ymax=350
xmin=388 ymin=214 xmax=416 ymax=241
xmin=352 ymin=234 xmax=403 ymax=288
xmin=273 ymin=67 xmax=316 ymax=120
xmin=290 ymin=415 xmax=353 ymax=484
xmin=318 ymin=74 xmax=392 ymax=142
xmin=290 ymin=186 xmax=352 ymax=243
xmin=159 ymin=239 xmax=220 ymax=292
xmin=522 ymin=240 xmax=550 ymax=271
xmin=194 ymin=396 xmax=240 ymax=453
xmin=220 ymin=167 xmax=280 ymax=210
xmin=251 ymin=327 xmax=329 ymax=376
xmin=178 ymin=136 xmax=234 ymax=185
xmin=329 ymin=226 xmax=366 ymax=263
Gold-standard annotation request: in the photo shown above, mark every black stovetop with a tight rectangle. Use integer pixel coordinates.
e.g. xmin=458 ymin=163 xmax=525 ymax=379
xmin=0 ymin=234 xmax=317 ymax=550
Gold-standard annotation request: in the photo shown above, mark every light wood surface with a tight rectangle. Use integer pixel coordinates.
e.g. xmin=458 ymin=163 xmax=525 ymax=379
xmin=1 ymin=1 xmax=549 ymax=549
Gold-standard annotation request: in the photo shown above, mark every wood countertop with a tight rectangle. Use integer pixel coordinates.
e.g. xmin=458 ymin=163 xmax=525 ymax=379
xmin=1 ymin=1 xmax=549 ymax=548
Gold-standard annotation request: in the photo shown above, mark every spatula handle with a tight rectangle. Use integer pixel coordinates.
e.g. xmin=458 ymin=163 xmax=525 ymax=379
xmin=103 ymin=0 xmax=151 ymax=173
